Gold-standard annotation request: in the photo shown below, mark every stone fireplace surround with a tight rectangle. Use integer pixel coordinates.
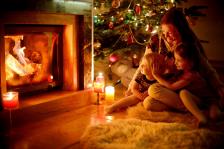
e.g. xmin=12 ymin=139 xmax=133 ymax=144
xmin=0 ymin=12 xmax=93 ymax=129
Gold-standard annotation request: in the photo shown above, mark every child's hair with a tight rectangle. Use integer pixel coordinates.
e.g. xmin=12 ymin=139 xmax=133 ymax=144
xmin=143 ymin=53 xmax=166 ymax=75
xmin=175 ymin=43 xmax=200 ymax=70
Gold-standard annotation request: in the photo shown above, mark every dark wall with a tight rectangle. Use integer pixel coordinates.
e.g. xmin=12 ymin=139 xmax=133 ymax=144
xmin=179 ymin=0 xmax=224 ymax=61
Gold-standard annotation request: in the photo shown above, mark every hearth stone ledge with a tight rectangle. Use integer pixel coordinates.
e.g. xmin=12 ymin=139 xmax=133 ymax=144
xmin=0 ymin=89 xmax=95 ymax=130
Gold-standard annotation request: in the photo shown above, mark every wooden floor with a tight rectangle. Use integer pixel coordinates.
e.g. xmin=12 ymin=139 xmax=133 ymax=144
xmin=2 ymin=63 xmax=224 ymax=149
xmin=0 ymin=82 xmax=128 ymax=149
xmin=2 ymin=103 xmax=127 ymax=149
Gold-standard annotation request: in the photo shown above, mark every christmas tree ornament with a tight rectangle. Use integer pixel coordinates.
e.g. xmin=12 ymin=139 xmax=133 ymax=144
xmin=135 ymin=4 xmax=141 ymax=15
xmin=109 ymin=53 xmax=120 ymax=63
xmin=127 ymin=33 xmax=134 ymax=44
xmin=118 ymin=17 xmax=124 ymax=23
xmin=108 ymin=21 xmax=114 ymax=29
xmin=112 ymin=0 xmax=121 ymax=8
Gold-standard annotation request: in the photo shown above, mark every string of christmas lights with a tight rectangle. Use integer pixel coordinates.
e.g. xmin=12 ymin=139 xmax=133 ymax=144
xmin=93 ymin=0 xmax=207 ymax=59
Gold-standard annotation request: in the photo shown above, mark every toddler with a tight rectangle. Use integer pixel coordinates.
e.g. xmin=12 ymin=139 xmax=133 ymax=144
xmin=105 ymin=53 xmax=166 ymax=114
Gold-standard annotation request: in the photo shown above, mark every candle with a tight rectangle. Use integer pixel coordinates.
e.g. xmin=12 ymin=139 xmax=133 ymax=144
xmin=2 ymin=92 xmax=19 ymax=109
xmin=105 ymin=86 xmax=115 ymax=104
xmin=48 ymin=75 xmax=54 ymax=83
xmin=95 ymin=72 xmax=105 ymax=92
xmin=94 ymin=82 xmax=104 ymax=93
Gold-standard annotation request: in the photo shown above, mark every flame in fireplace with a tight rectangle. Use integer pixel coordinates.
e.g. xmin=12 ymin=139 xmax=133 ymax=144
xmin=5 ymin=36 xmax=35 ymax=79
xmin=5 ymin=36 xmax=41 ymax=86
xmin=12 ymin=36 xmax=27 ymax=65
xmin=5 ymin=32 xmax=58 ymax=87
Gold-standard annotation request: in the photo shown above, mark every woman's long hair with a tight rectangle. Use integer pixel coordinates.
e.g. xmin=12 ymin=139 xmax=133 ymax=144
xmin=175 ymin=43 xmax=200 ymax=71
xmin=160 ymin=7 xmax=206 ymax=57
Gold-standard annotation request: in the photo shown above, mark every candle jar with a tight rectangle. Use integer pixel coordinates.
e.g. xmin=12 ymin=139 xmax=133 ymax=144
xmin=94 ymin=82 xmax=104 ymax=93
xmin=2 ymin=92 xmax=19 ymax=110
xmin=94 ymin=81 xmax=104 ymax=105
xmin=105 ymin=86 xmax=115 ymax=104
xmin=96 ymin=73 xmax=105 ymax=92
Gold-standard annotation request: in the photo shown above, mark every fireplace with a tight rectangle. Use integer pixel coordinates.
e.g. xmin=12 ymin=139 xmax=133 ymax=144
xmin=0 ymin=12 xmax=88 ymax=106
xmin=4 ymin=25 xmax=63 ymax=95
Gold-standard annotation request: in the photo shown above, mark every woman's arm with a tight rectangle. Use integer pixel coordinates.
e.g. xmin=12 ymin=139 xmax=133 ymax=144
xmin=152 ymin=73 xmax=191 ymax=91
xmin=152 ymin=62 xmax=192 ymax=91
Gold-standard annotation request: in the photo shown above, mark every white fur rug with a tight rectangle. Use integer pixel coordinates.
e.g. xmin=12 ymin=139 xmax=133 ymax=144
xmin=127 ymin=103 xmax=198 ymax=128
xmin=80 ymin=119 xmax=224 ymax=149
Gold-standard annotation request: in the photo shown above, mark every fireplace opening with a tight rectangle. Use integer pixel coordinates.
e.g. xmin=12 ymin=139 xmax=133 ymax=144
xmin=4 ymin=25 xmax=63 ymax=95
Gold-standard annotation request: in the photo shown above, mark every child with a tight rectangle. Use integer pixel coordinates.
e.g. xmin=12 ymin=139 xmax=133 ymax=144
xmin=105 ymin=53 xmax=166 ymax=114
xmin=150 ymin=43 xmax=221 ymax=126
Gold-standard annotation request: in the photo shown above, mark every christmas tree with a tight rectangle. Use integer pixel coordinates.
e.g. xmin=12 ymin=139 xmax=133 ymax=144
xmin=92 ymin=0 xmax=207 ymax=86
xmin=93 ymin=0 xmax=207 ymax=61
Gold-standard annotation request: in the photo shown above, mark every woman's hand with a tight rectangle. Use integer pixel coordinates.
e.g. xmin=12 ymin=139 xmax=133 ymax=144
xmin=151 ymin=62 xmax=163 ymax=76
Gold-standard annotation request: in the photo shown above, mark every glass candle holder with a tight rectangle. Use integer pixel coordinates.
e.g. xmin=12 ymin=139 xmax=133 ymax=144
xmin=2 ymin=92 xmax=19 ymax=110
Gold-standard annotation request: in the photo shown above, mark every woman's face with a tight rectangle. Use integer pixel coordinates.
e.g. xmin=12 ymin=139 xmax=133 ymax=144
xmin=161 ymin=24 xmax=181 ymax=50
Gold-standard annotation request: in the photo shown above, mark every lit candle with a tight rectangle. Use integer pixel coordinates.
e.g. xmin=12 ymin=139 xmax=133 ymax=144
xmin=48 ymin=75 xmax=54 ymax=83
xmin=95 ymin=72 xmax=105 ymax=92
xmin=105 ymin=86 xmax=115 ymax=104
xmin=2 ymin=92 xmax=19 ymax=109
xmin=94 ymin=81 xmax=104 ymax=93
xmin=96 ymin=72 xmax=104 ymax=84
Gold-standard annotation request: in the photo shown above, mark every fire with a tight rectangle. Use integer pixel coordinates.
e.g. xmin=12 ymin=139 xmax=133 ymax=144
xmin=5 ymin=36 xmax=38 ymax=84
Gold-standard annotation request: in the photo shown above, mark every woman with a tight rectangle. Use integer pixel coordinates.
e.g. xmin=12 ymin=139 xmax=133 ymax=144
xmin=149 ymin=43 xmax=219 ymax=126
xmin=143 ymin=7 xmax=224 ymax=120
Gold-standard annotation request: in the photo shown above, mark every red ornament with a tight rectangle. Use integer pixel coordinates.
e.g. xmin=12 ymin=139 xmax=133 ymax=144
xmin=127 ymin=33 xmax=134 ymax=44
xmin=135 ymin=4 xmax=141 ymax=15
xmin=112 ymin=0 xmax=120 ymax=8
xmin=108 ymin=21 xmax=114 ymax=29
xmin=109 ymin=53 xmax=120 ymax=63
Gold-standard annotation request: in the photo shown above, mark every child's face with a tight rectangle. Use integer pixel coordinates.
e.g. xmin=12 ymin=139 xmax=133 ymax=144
xmin=174 ymin=53 xmax=192 ymax=70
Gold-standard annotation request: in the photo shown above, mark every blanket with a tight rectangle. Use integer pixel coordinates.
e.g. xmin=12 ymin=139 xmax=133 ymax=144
xmin=80 ymin=103 xmax=224 ymax=149
xmin=80 ymin=119 xmax=224 ymax=149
